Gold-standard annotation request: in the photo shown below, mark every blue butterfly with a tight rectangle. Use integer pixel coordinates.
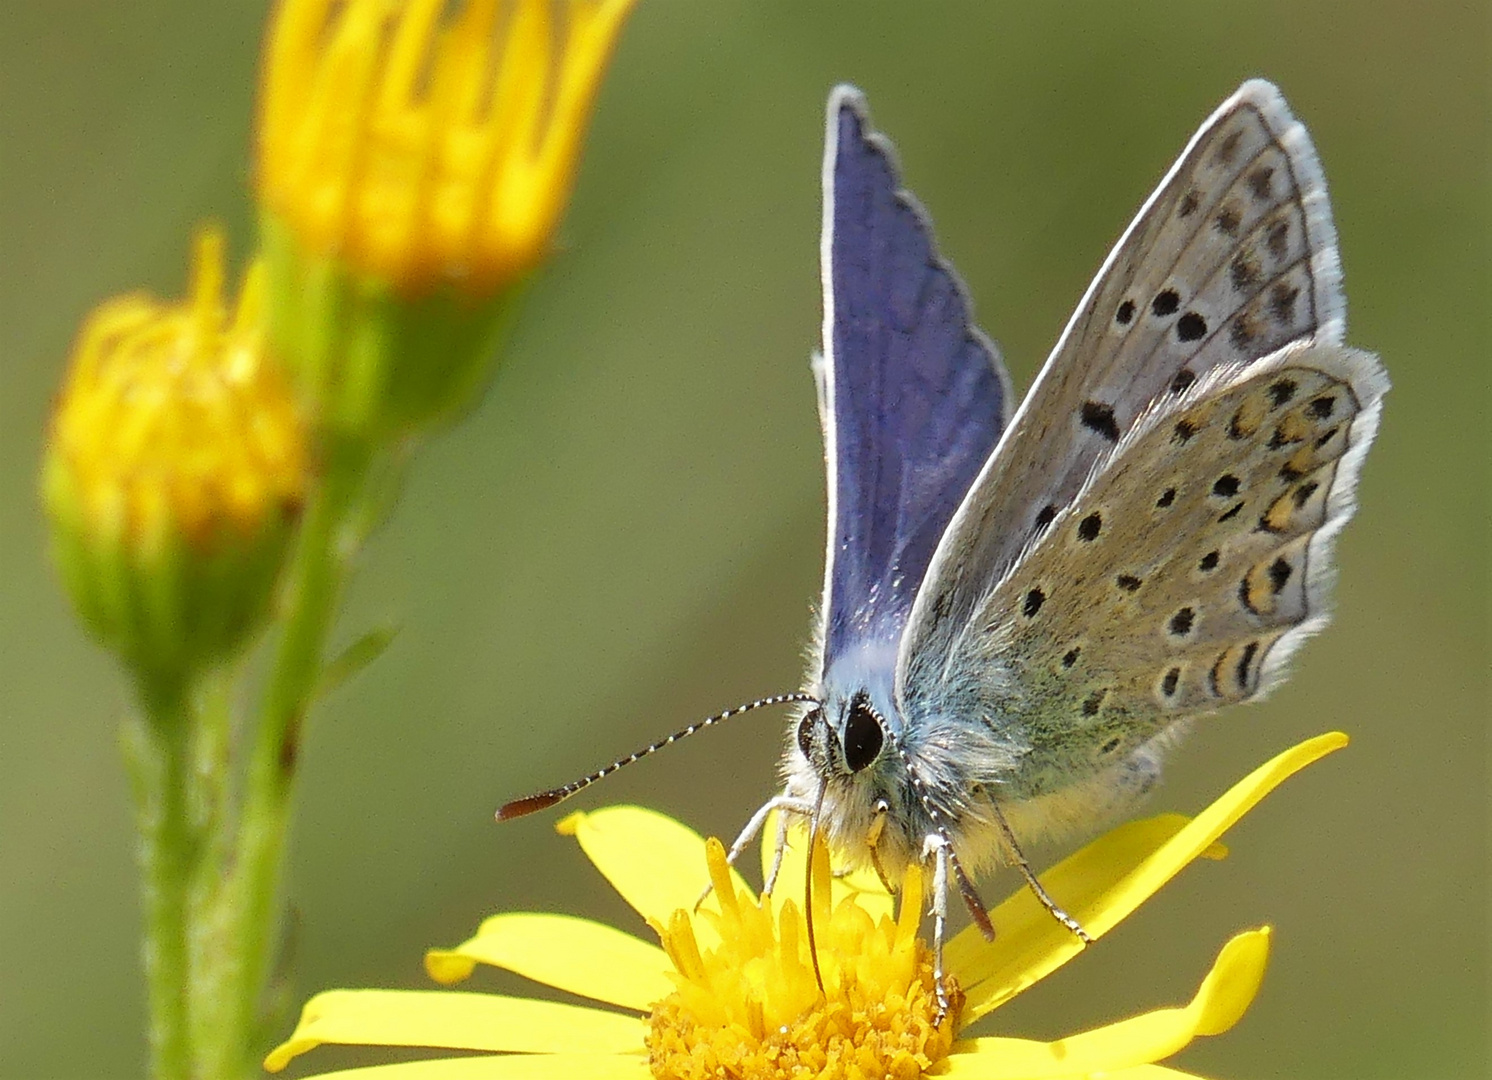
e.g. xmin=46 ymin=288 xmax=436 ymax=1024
xmin=503 ymin=81 xmax=1386 ymax=1006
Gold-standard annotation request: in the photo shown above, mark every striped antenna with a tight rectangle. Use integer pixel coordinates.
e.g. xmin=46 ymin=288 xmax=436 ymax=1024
xmin=495 ymin=693 xmax=818 ymax=822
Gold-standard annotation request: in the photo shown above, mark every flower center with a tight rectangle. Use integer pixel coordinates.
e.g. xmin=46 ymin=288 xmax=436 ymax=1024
xmin=645 ymin=838 xmax=960 ymax=1080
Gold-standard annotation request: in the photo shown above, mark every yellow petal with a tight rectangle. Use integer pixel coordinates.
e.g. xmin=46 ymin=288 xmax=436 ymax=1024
xmin=761 ymin=809 xmax=895 ymax=923
xmin=951 ymin=732 xmax=1344 ymax=1019
xmin=948 ymin=815 xmax=1195 ymax=1012
xmin=270 ymin=1053 xmax=652 ymax=1079
xmin=424 ymin=912 xmax=672 ymax=1010
xmin=938 ymin=929 xmax=1270 ymax=1079
xmin=263 ymin=989 xmax=645 ymax=1072
xmin=557 ymin=805 xmax=749 ymax=945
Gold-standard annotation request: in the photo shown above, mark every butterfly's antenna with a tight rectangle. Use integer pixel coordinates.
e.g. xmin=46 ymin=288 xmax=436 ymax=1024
xmin=495 ymin=693 xmax=817 ymax=822
xmin=804 ymin=780 xmax=829 ymax=996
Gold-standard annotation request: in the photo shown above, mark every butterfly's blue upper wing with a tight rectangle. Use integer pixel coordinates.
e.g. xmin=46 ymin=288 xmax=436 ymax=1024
xmin=818 ymin=87 xmax=1012 ymax=670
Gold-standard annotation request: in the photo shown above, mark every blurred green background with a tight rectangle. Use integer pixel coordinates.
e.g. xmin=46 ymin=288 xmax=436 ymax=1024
xmin=1 ymin=1 xmax=1485 ymax=1077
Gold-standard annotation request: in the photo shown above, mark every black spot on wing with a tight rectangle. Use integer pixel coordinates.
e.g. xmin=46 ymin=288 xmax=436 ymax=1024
xmin=1238 ymin=575 xmax=1260 ymax=615
xmin=1080 ymin=401 xmax=1121 ymax=442
xmin=1077 ymin=513 xmax=1102 ymax=542
xmin=1168 ymin=607 xmax=1195 ymax=637
xmin=1247 ymin=166 xmax=1274 ymax=201
xmin=1211 ymin=474 xmax=1241 ymax=498
xmin=1235 ymin=641 xmax=1259 ymax=690
xmin=1176 ymin=312 xmax=1208 ymax=342
xmin=1268 ymin=379 xmax=1298 ymax=408
xmin=1161 ymin=667 xmax=1181 ymax=697
xmin=1022 ymin=588 xmax=1045 ymax=617
xmin=1269 ymin=283 xmax=1300 ymax=326
xmin=1229 ymin=315 xmax=1257 ymax=350
xmin=1266 ymin=220 xmax=1291 ymax=261
xmin=1230 ymin=252 xmax=1262 ymax=292
xmin=1152 ymin=289 xmax=1180 ymax=317
xmin=1033 ymin=503 xmax=1058 ymax=535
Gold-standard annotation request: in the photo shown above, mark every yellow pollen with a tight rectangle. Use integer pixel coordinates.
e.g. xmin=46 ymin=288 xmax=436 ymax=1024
xmin=645 ymin=838 xmax=960 ymax=1080
xmin=257 ymin=0 xmax=637 ymax=294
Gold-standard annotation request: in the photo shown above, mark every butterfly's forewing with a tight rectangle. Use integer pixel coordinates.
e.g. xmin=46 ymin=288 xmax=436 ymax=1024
xmin=901 ymin=80 xmax=1346 ymax=683
xmin=818 ymin=87 xmax=1011 ymax=666
xmin=942 ymin=342 xmax=1386 ymax=798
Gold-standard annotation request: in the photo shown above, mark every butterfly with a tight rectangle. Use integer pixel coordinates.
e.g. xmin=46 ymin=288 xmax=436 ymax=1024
xmin=501 ymin=79 xmax=1387 ymax=1007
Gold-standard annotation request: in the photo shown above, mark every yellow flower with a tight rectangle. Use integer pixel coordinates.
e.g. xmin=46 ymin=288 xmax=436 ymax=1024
xmin=256 ymin=0 xmax=638 ymax=442
xmin=258 ymin=0 xmax=636 ymax=294
xmin=266 ymin=733 xmax=1345 ymax=1079
xmin=43 ymin=226 xmax=306 ymax=684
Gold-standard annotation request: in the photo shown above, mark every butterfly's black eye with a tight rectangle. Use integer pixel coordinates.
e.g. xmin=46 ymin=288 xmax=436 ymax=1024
xmin=841 ymin=700 xmax=884 ymax=773
xmin=796 ymin=709 xmax=821 ymax=759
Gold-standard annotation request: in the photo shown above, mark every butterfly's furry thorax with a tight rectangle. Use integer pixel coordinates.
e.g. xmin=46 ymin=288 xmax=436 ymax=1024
xmin=785 ymin=638 xmax=1191 ymax=884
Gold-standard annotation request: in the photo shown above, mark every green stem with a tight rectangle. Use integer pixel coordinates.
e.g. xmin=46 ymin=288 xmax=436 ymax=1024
xmin=184 ymin=670 xmax=236 ymax=1078
xmin=215 ymin=436 xmax=371 ymax=1074
xmin=123 ymin=678 xmax=197 ymax=1080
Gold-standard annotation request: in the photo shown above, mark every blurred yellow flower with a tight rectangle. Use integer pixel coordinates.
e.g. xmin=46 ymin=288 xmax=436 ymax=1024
xmin=43 ymin=226 xmax=306 ymax=682
xmin=255 ymin=0 xmax=638 ymax=442
xmin=258 ymin=0 xmax=637 ymax=296
xmin=266 ymin=733 xmax=1344 ymax=1080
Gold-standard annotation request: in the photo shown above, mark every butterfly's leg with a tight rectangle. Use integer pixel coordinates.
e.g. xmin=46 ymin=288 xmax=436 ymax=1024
xmin=922 ymin=832 xmax=953 ymax=1021
xmin=696 ymin=791 xmax=813 ymax=910
xmin=990 ymin=799 xmax=1092 ymax=944
xmin=763 ymin=806 xmax=796 ymax=894
xmin=831 ymin=803 xmax=891 ymax=881
xmin=948 ymin=846 xmax=996 ymax=942
xmin=865 ymin=798 xmax=897 ymax=894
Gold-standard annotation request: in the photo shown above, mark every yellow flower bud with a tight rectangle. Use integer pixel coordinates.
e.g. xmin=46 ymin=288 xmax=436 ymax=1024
xmin=43 ymin=227 xmax=308 ymax=685
xmin=255 ymin=0 xmax=637 ymax=441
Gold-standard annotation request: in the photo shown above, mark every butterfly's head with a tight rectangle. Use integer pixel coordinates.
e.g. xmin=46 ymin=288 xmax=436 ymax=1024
xmin=794 ymin=691 xmax=887 ymax=779
xmin=785 ymin=685 xmax=929 ymax=878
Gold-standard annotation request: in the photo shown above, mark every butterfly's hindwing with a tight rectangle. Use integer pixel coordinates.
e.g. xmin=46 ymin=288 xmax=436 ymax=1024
xmin=940 ymin=342 xmax=1386 ymax=801
xmin=819 ymin=88 xmax=1012 ymax=668
xmin=900 ymin=80 xmax=1345 ymax=683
